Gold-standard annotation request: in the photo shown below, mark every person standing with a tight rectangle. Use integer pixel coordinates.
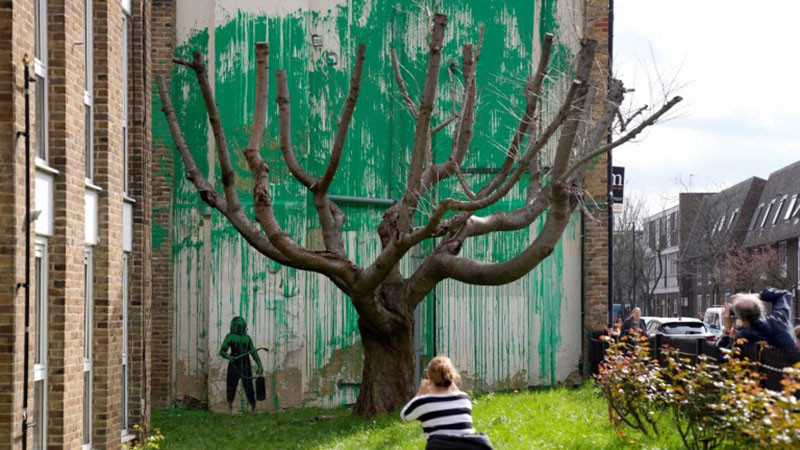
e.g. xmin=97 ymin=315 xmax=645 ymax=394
xmin=718 ymin=288 xmax=797 ymax=351
xmin=621 ymin=307 xmax=648 ymax=337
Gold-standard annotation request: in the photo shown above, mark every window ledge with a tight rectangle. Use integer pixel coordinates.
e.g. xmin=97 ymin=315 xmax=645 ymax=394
xmin=123 ymin=195 xmax=136 ymax=204
xmin=35 ymin=160 xmax=59 ymax=176
xmin=121 ymin=432 xmax=136 ymax=444
xmin=85 ymin=180 xmax=103 ymax=192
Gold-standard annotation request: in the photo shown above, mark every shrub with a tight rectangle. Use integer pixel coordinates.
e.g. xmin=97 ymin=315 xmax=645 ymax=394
xmin=595 ymin=336 xmax=800 ymax=449
xmin=594 ymin=334 xmax=664 ymax=438
xmin=122 ymin=424 xmax=166 ymax=450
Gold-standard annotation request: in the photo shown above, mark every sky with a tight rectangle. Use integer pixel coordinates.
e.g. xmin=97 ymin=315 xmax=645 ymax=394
xmin=612 ymin=0 xmax=800 ymax=215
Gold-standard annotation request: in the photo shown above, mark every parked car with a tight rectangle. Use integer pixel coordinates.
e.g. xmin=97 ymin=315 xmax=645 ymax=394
xmin=640 ymin=316 xmax=657 ymax=328
xmin=646 ymin=317 xmax=717 ymax=342
xmin=703 ymin=307 xmax=725 ymax=338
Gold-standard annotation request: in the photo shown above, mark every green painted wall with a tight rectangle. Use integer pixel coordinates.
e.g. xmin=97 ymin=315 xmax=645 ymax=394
xmin=154 ymin=0 xmax=586 ymax=412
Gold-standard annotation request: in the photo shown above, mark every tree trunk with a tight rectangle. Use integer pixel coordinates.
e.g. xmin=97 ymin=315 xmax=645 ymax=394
xmin=352 ymin=316 xmax=415 ymax=416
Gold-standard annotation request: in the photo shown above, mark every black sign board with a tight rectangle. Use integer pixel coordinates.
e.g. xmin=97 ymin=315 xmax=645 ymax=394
xmin=611 ymin=166 xmax=624 ymax=204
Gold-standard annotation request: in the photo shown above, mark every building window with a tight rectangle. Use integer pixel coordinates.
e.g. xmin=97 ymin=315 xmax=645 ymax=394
xmin=84 ymin=0 xmax=93 ymax=181
xmin=785 ymin=195 xmax=797 ymax=221
xmin=83 ymin=248 xmax=93 ymax=449
xmin=760 ymin=201 xmax=774 ymax=228
xmin=122 ymin=13 xmax=131 ymax=195
xmin=773 ymin=195 xmax=787 ymax=225
xmin=121 ymin=253 xmax=130 ymax=434
xmin=779 ymin=241 xmax=788 ymax=278
xmin=792 ymin=196 xmax=800 ymax=220
xmin=669 ymin=212 xmax=677 ymax=246
xmin=750 ymin=204 xmax=764 ymax=230
xmin=34 ymin=0 xmax=48 ymax=162
xmin=34 ymin=240 xmax=48 ymax=450
xmin=727 ymin=208 xmax=739 ymax=230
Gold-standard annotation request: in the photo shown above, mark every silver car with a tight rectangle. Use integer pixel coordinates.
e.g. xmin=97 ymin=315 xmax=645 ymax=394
xmin=646 ymin=317 xmax=717 ymax=342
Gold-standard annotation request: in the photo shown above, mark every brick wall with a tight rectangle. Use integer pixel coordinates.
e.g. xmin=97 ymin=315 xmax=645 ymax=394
xmin=583 ymin=0 xmax=612 ymax=369
xmin=150 ymin=0 xmax=174 ymax=410
xmin=0 ymin=0 xmax=34 ymax=447
xmin=91 ymin=0 xmax=125 ymax=446
xmin=127 ymin=0 xmax=154 ymax=429
xmin=46 ymin=0 xmax=89 ymax=446
xmin=0 ymin=0 xmax=152 ymax=447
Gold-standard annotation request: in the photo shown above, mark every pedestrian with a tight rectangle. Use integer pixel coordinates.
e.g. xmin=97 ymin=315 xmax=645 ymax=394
xmin=401 ymin=356 xmax=493 ymax=449
xmin=621 ymin=307 xmax=648 ymax=338
xmin=718 ymin=288 xmax=797 ymax=351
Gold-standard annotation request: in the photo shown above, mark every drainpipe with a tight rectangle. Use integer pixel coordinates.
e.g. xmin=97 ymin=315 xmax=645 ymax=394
xmin=19 ymin=56 xmax=33 ymax=450
xmin=328 ymin=194 xmax=395 ymax=207
xmin=606 ymin=0 xmax=615 ymax=328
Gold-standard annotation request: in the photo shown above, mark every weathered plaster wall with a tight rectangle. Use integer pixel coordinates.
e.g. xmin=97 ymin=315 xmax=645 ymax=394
xmin=154 ymin=0 xmax=587 ymax=412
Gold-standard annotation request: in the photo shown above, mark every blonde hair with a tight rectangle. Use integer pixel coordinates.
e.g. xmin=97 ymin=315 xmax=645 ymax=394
xmin=426 ymin=356 xmax=461 ymax=388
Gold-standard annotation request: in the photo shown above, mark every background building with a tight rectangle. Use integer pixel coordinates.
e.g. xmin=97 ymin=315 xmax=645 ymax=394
xmin=743 ymin=161 xmax=800 ymax=316
xmin=1 ymin=0 xmax=152 ymax=448
xmin=682 ymin=177 xmax=766 ymax=317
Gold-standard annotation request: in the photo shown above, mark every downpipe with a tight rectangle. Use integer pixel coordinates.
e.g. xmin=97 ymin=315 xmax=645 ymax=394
xmin=18 ymin=55 xmax=34 ymax=450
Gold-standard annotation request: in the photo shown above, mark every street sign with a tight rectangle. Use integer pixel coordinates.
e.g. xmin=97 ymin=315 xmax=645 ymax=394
xmin=611 ymin=166 xmax=624 ymax=214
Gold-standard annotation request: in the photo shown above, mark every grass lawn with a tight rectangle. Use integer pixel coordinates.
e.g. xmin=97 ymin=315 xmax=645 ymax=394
xmin=152 ymin=383 xmax=686 ymax=449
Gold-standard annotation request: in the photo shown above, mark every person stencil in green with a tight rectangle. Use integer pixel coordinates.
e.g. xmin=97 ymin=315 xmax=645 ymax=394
xmin=219 ymin=316 xmax=263 ymax=413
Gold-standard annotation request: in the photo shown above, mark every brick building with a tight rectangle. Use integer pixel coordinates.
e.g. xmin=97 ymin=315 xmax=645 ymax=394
xmin=743 ymin=161 xmax=800 ymax=316
xmin=641 ymin=193 xmax=708 ymax=317
xmin=682 ymin=177 xmax=766 ymax=317
xmin=0 ymin=0 xmax=152 ymax=448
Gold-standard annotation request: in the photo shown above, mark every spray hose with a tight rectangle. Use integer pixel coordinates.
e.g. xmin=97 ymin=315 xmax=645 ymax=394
xmin=226 ymin=347 xmax=269 ymax=381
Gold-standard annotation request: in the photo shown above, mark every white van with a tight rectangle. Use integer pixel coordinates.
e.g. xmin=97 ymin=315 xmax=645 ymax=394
xmin=703 ymin=307 xmax=724 ymax=337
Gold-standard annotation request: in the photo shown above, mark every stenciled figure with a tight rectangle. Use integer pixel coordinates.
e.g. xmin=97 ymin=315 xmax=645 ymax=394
xmin=219 ymin=316 xmax=263 ymax=412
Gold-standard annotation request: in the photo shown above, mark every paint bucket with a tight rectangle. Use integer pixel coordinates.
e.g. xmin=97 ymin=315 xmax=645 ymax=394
xmin=256 ymin=375 xmax=266 ymax=401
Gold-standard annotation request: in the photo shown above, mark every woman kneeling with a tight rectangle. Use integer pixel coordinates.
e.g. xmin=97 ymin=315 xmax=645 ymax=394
xmin=400 ymin=356 xmax=493 ymax=450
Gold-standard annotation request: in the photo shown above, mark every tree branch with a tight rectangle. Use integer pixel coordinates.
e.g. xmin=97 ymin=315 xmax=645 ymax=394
xmin=390 ymin=48 xmax=418 ymax=119
xmin=318 ymin=43 xmax=366 ymax=194
xmin=275 ymin=70 xmax=316 ymax=188
xmin=180 ymin=51 xmax=243 ymax=215
xmin=156 ymin=73 xmax=298 ymax=271
xmin=561 ymin=95 xmax=683 ymax=181
xmin=466 ymin=33 xmax=553 ymax=199
xmin=397 ymin=13 xmax=448 ymax=231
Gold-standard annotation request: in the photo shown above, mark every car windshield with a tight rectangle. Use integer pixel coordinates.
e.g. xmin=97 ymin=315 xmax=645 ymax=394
xmin=661 ymin=322 xmax=706 ymax=335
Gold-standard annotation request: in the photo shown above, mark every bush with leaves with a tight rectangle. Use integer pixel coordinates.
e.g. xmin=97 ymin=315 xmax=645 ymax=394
xmin=595 ymin=336 xmax=800 ymax=449
xmin=594 ymin=334 xmax=665 ymax=438
xmin=122 ymin=424 xmax=165 ymax=450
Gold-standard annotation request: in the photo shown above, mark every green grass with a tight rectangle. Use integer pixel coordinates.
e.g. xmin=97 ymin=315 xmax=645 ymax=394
xmin=152 ymin=384 xmax=686 ymax=449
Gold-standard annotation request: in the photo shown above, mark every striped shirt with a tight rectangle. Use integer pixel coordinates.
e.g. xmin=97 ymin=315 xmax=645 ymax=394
xmin=400 ymin=392 xmax=475 ymax=438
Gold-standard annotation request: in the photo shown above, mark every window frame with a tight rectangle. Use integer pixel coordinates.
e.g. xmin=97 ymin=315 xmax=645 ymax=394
xmin=779 ymin=241 xmax=788 ymax=278
xmin=121 ymin=252 xmax=130 ymax=435
xmin=785 ymin=195 xmax=797 ymax=221
xmin=121 ymin=12 xmax=130 ymax=195
xmin=773 ymin=195 xmax=787 ymax=225
xmin=82 ymin=247 xmax=93 ymax=449
xmin=760 ymin=201 xmax=774 ymax=228
xmin=84 ymin=0 xmax=94 ymax=183
xmin=34 ymin=0 xmax=49 ymax=164
xmin=33 ymin=238 xmax=48 ymax=450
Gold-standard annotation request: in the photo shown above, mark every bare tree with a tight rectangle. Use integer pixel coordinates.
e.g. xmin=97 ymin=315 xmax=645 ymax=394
xmin=613 ymin=195 xmax=666 ymax=315
xmin=156 ymin=14 xmax=681 ymax=415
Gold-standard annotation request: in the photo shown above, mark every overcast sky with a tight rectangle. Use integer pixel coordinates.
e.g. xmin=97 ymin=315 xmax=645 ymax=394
xmin=612 ymin=0 xmax=800 ymax=215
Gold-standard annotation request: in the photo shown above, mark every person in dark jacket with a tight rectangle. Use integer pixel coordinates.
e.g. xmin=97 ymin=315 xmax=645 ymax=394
xmin=718 ymin=288 xmax=797 ymax=351
xmin=621 ymin=307 xmax=648 ymax=338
